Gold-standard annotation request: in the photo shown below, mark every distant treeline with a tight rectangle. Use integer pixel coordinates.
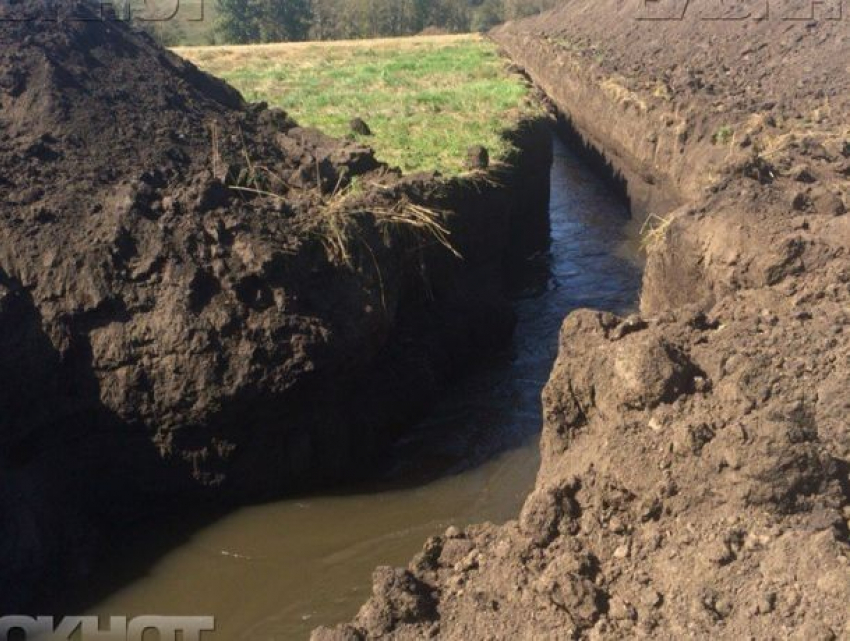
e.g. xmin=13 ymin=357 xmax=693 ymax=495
xmin=215 ymin=0 xmax=560 ymax=44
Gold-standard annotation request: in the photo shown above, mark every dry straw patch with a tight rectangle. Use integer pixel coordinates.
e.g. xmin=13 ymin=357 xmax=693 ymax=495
xmin=640 ymin=213 xmax=674 ymax=252
xmin=600 ymin=77 xmax=649 ymax=114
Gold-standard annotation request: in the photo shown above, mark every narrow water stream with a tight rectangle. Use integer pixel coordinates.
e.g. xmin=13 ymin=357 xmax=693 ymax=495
xmin=84 ymin=136 xmax=643 ymax=640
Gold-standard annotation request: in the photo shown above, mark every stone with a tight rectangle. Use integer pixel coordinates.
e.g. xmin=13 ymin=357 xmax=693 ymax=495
xmin=791 ymin=191 xmax=810 ymax=211
xmin=466 ymin=145 xmax=490 ymax=170
xmin=790 ymin=164 xmax=817 ymax=183
xmin=349 ymin=117 xmax=372 ymax=136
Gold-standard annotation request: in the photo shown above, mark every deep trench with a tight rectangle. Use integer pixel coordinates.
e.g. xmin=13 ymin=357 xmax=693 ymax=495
xmin=65 ymin=131 xmax=644 ymax=639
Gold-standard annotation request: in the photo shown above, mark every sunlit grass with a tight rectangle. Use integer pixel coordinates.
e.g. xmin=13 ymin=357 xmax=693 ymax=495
xmin=175 ymin=34 xmax=542 ymax=175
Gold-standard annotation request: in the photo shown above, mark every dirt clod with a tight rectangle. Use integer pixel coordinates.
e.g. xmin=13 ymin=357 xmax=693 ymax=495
xmin=466 ymin=145 xmax=490 ymax=170
xmin=350 ymin=117 xmax=373 ymax=136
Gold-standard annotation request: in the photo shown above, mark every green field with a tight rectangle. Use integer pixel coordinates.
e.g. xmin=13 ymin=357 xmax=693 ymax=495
xmin=175 ymin=35 xmax=542 ymax=175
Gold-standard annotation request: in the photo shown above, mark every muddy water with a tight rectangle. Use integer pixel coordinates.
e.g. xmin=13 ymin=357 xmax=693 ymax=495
xmin=85 ymin=136 xmax=643 ymax=639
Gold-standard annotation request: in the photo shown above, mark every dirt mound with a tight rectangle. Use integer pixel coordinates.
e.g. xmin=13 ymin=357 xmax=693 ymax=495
xmin=0 ymin=0 xmax=392 ymax=495
xmin=513 ymin=0 xmax=849 ymax=141
xmin=0 ymin=0 xmax=390 ymax=223
xmin=319 ymin=3 xmax=850 ymax=639
xmin=0 ymin=1 xmax=553 ymax=611
xmin=322 ymin=306 xmax=850 ymax=641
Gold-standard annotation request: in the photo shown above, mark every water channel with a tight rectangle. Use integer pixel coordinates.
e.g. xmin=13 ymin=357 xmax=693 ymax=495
xmin=84 ymin=135 xmax=643 ymax=640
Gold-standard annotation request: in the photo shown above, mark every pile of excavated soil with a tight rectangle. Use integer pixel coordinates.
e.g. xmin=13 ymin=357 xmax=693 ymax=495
xmin=317 ymin=2 xmax=850 ymax=639
xmin=0 ymin=1 xmax=552 ymax=611
xmin=0 ymin=0 xmax=398 ymax=464
xmin=0 ymin=0 xmax=391 ymax=611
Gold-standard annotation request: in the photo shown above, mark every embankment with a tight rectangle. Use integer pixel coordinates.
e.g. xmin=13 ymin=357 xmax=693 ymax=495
xmin=318 ymin=3 xmax=850 ymax=639
xmin=0 ymin=3 xmax=552 ymax=612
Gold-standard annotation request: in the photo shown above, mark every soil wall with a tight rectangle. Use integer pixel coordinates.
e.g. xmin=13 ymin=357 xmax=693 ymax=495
xmin=2 ymin=118 xmax=553 ymax=613
xmin=203 ymin=117 xmax=554 ymax=500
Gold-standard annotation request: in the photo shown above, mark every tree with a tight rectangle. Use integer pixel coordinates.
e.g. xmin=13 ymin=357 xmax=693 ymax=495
xmin=423 ymin=0 xmax=471 ymax=32
xmin=503 ymin=0 xmax=559 ymax=20
xmin=309 ymin=0 xmax=337 ymax=39
xmin=261 ymin=0 xmax=312 ymax=41
xmin=471 ymin=0 xmax=504 ymax=31
xmin=217 ymin=0 xmax=311 ymax=43
xmin=216 ymin=0 xmax=559 ymax=45
xmin=217 ymin=0 xmax=261 ymax=43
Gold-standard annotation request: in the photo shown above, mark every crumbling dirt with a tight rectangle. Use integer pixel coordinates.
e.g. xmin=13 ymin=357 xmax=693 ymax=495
xmin=317 ymin=2 xmax=850 ymax=639
xmin=0 ymin=1 xmax=552 ymax=611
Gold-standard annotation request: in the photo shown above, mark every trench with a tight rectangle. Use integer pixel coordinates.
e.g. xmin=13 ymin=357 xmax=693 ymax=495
xmin=77 ymin=133 xmax=644 ymax=639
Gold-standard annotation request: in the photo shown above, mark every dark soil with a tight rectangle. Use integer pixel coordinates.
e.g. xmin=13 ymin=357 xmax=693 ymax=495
xmin=318 ymin=3 xmax=850 ymax=639
xmin=0 ymin=1 xmax=552 ymax=612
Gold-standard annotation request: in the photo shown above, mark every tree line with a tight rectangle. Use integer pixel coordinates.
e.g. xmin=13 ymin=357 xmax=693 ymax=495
xmin=215 ymin=0 xmax=560 ymax=44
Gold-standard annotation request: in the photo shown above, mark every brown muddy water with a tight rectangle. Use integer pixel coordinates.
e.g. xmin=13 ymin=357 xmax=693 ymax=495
xmin=82 ymin=136 xmax=643 ymax=639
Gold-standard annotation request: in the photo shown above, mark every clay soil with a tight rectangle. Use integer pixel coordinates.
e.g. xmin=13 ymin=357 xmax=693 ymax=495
xmin=317 ymin=2 xmax=850 ymax=639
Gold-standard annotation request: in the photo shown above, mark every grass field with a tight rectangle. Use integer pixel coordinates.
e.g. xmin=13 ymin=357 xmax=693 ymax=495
xmin=175 ymin=34 xmax=542 ymax=174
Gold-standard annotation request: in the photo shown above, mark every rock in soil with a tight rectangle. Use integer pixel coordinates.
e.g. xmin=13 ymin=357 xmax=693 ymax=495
xmin=350 ymin=117 xmax=373 ymax=136
xmin=466 ymin=146 xmax=490 ymax=170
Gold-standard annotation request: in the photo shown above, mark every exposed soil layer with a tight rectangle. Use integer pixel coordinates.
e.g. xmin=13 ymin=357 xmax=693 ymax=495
xmin=0 ymin=2 xmax=552 ymax=611
xmin=318 ymin=2 xmax=850 ymax=639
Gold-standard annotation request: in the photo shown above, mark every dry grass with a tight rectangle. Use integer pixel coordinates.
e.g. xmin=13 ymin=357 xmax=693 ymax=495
xmin=208 ymin=117 xmax=461 ymax=278
xmin=175 ymin=33 xmax=477 ymax=59
xmin=640 ymin=213 xmax=674 ymax=251
xmin=600 ymin=77 xmax=649 ymax=114
xmin=303 ymin=182 xmax=460 ymax=264
xmin=296 ymin=183 xmax=461 ymax=311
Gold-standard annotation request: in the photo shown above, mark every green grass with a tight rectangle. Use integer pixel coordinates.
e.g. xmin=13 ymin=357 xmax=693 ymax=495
xmin=713 ymin=125 xmax=735 ymax=146
xmin=175 ymin=35 xmax=542 ymax=175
